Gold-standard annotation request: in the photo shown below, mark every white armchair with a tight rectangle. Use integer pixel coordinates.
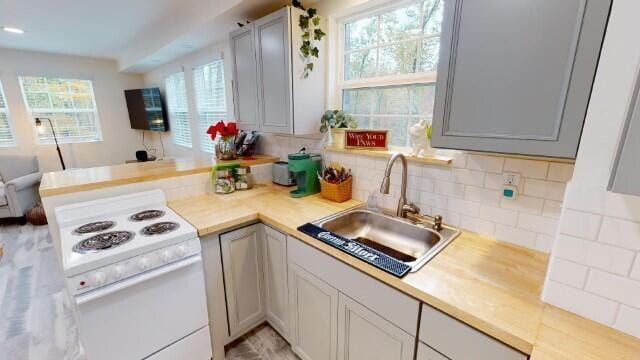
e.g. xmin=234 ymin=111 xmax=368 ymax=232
xmin=0 ymin=155 xmax=42 ymax=223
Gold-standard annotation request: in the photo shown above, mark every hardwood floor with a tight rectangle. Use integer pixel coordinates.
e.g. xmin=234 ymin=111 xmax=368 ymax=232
xmin=0 ymin=224 xmax=85 ymax=360
xmin=226 ymin=323 xmax=299 ymax=360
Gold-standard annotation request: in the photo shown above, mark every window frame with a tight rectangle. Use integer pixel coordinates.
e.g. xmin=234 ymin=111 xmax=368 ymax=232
xmin=0 ymin=80 xmax=17 ymax=148
xmin=192 ymin=59 xmax=228 ymax=154
xmin=333 ymin=0 xmax=443 ymax=148
xmin=164 ymin=70 xmax=193 ymax=149
xmin=19 ymin=76 xmax=103 ymax=145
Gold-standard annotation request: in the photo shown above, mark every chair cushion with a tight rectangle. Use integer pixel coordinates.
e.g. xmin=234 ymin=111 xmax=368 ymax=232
xmin=0 ymin=185 xmax=7 ymax=207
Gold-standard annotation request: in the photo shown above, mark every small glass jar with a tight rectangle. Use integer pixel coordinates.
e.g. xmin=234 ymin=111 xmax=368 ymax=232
xmin=234 ymin=166 xmax=253 ymax=190
xmin=215 ymin=169 xmax=236 ymax=194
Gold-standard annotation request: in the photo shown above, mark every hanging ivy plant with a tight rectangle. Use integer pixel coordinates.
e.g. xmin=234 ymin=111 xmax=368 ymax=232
xmin=297 ymin=6 xmax=325 ymax=78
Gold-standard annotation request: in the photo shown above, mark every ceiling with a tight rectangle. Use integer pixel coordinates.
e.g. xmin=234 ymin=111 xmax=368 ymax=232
xmin=0 ymin=0 xmax=311 ymax=73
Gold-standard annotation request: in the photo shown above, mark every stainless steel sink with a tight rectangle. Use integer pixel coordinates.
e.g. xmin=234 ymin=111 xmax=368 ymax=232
xmin=315 ymin=208 xmax=460 ymax=272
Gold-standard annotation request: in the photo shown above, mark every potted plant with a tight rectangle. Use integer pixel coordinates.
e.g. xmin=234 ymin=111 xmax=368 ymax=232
xmin=320 ymin=110 xmax=357 ymax=148
xmin=207 ymin=121 xmax=239 ymax=160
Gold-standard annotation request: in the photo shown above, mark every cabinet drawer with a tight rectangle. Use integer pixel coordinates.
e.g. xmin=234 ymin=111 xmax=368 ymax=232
xmin=419 ymin=304 xmax=526 ymax=360
xmin=287 ymin=236 xmax=420 ymax=336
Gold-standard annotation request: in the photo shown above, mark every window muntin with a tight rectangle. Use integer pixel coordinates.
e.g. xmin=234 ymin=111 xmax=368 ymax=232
xmin=20 ymin=76 xmax=102 ymax=144
xmin=164 ymin=71 xmax=192 ymax=148
xmin=193 ymin=60 xmax=227 ymax=154
xmin=340 ymin=0 xmax=443 ymax=147
xmin=0 ymin=81 xmax=16 ymax=147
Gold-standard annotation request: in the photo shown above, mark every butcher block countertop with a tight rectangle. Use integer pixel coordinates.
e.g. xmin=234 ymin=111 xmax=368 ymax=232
xmin=169 ymin=184 xmax=640 ymax=359
xmin=39 ymin=154 xmax=279 ymax=197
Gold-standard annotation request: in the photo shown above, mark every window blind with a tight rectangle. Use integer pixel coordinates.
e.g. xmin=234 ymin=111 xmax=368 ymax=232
xmin=19 ymin=76 xmax=102 ymax=144
xmin=193 ymin=60 xmax=228 ymax=153
xmin=0 ymin=81 xmax=16 ymax=147
xmin=164 ymin=71 xmax=192 ymax=148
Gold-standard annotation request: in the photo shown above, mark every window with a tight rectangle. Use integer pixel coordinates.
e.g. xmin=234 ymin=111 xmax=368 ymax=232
xmin=165 ymin=71 xmax=192 ymax=148
xmin=0 ymin=81 xmax=16 ymax=147
xmin=339 ymin=0 xmax=443 ymax=147
xmin=20 ymin=76 xmax=102 ymax=144
xmin=193 ymin=60 xmax=227 ymax=153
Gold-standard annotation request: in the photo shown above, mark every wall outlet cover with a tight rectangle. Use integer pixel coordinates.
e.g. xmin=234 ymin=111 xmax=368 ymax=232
xmin=503 ymin=185 xmax=518 ymax=199
xmin=503 ymin=173 xmax=521 ymax=186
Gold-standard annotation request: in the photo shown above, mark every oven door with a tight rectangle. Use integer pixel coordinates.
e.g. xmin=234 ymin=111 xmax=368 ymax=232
xmin=75 ymin=255 xmax=210 ymax=360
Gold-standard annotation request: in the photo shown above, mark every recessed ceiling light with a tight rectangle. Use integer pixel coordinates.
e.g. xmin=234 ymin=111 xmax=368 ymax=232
xmin=2 ymin=27 xmax=25 ymax=34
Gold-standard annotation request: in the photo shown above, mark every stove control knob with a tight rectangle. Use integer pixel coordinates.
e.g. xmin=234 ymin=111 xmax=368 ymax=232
xmin=111 ymin=265 xmax=126 ymax=279
xmin=175 ymin=245 xmax=187 ymax=257
xmin=137 ymin=257 xmax=151 ymax=270
xmin=160 ymin=250 xmax=172 ymax=263
xmin=90 ymin=272 xmax=106 ymax=286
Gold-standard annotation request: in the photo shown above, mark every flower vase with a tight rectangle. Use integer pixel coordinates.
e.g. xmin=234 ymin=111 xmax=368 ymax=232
xmin=215 ymin=136 xmax=237 ymax=160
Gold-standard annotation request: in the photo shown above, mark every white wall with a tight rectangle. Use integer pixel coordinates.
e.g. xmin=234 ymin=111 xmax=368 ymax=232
xmin=0 ymin=48 xmax=146 ymax=172
xmin=143 ymin=41 xmax=234 ymax=159
xmin=542 ymin=0 xmax=640 ymax=339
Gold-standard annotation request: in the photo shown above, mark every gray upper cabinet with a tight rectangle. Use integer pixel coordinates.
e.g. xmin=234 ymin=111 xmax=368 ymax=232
xmin=609 ymin=64 xmax=640 ymax=196
xmin=432 ymin=0 xmax=612 ymax=158
xmin=229 ymin=7 xmax=326 ymax=135
xmin=230 ymin=24 xmax=260 ymax=131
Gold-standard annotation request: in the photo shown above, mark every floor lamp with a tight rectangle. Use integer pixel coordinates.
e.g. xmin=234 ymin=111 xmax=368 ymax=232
xmin=35 ymin=117 xmax=66 ymax=170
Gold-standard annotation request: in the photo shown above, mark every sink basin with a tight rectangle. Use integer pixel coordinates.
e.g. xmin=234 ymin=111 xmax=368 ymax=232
xmin=315 ymin=209 xmax=460 ymax=272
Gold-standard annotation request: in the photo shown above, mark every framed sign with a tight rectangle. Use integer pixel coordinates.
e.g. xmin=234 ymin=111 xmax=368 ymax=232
xmin=344 ymin=129 xmax=389 ymax=150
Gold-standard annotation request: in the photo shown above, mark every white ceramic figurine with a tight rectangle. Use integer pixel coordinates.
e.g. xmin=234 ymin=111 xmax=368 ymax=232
xmin=408 ymin=120 xmax=434 ymax=157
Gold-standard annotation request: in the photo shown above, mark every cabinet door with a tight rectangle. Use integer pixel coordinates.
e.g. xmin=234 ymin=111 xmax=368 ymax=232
xmin=609 ymin=65 xmax=640 ymax=196
xmin=230 ymin=24 xmax=260 ymax=131
xmin=289 ymin=262 xmax=338 ymax=360
xmin=432 ymin=0 xmax=612 ymax=158
xmin=254 ymin=7 xmax=293 ymax=134
xmin=337 ymin=294 xmax=415 ymax=360
xmin=220 ymin=224 xmax=265 ymax=338
xmin=416 ymin=342 xmax=449 ymax=360
xmin=262 ymin=225 xmax=289 ymax=338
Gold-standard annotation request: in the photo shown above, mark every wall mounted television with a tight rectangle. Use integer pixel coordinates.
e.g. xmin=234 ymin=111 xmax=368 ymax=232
xmin=124 ymin=88 xmax=169 ymax=131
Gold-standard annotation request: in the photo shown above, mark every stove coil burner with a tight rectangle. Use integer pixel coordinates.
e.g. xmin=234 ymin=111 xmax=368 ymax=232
xmin=141 ymin=222 xmax=180 ymax=236
xmin=73 ymin=221 xmax=116 ymax=235
xmin=73 ymin=231 xmax=135 ymax=253
xmin=129 ymin=210 xmax=165 ymax=222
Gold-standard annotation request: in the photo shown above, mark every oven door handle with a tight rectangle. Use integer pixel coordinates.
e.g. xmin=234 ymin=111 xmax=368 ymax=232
xmin=76 ymin=255 xmax=202 ymax=305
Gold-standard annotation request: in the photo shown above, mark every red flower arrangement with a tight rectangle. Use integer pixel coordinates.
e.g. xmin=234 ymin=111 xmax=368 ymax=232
xmin=207 ymin=121 xmax=238 ymax=140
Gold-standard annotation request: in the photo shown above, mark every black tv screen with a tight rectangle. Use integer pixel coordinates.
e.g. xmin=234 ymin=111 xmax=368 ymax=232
xmin=124 ymin=88 xmax=169 ymax=131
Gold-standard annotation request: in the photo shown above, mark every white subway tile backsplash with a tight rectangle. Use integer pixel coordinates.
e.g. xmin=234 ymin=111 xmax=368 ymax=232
xmin=585 ymin=270 xmax=640 ymax=309
xmin=448 ymin=198 xmax=480 ymax=216
xmin=542 ymin=200 xmax=562 ymax=219
xmin=500 ymin=195 xmax=544 ymax=215
xmin=631 ymin=255 xmax=640 ymax=281
xmin=560 ymin=210 xmax=602 ymax=240
xmin=548 ymin=258 xmax=589 ymax=288
xmin=554 ymin=234 xmax=635 ymax=276
xmin=478 ymin=204 xmax=518 ymax=226
xmin=517 ymin=213 xmax=558 ymax=237
xmin=432 ymin=207 xmax=461 ymax=227
xmin=422 ymin=165 xmax=452 ymax=181
xmin=494 ymin=224 xmax=537 ymax=248
xmin=451 ymin=168 xmax=485 ymax=186
xmin=434 ymin=181 xmax=465 ymax=198
xmin=543 ymin=280 xmax=618 ymax=325
xmin=465 ymin=186 xmax=500 ymax=207
xmin=504 ymin=158 xmax=549 ymax=179
xmin=484 ymin=173 xmax=503 ymax=190
xmin=467 ymin=154 xmax=504 ymax=173
xmin=547 ymin=163 xmax=575 ymax=182
xmin=419 ymin=191 xmax=448 ymax=209
xmin=535 ymin=234 xmax=555 ymax=253
xmin=598 ymin=217 xmax=640 ymax=251
xmin=461 ymin=216 xmax=495 ymax=235
xmin=614 ymin=306 xmax=640 ymax=339
xmin=449 ymin=151 xmax=467 ymax=168
xmin=523 ymin=179 xmax=566 ymax=201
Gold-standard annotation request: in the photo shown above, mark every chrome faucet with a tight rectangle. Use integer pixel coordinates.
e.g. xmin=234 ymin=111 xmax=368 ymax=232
xmin=379 ymin=153 xmax=420 ymax=218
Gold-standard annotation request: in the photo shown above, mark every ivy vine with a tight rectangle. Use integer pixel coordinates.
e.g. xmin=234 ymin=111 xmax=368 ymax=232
xmin=298 ymin=7 xmax=325 ymax=78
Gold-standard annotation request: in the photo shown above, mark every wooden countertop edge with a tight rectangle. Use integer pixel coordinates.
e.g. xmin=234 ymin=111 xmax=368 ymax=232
xmin=325 ymin=147 xmax=453 ymax=166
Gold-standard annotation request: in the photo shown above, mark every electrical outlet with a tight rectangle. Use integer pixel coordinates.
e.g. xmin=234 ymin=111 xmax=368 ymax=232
xmin=503 ymin=173 xmax=521 ymax=186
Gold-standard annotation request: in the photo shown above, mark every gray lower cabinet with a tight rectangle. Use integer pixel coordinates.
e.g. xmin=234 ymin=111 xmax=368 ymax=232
xmin=609 ymin=65 xmax=640 ymax=196
xmin=220 ymin=224 xmax=266 ymax=338
xmin=432 ymin=0 xmax=612 ymax=158
xmin=288 ymin=262 xmax=339 ymax=360
xmin=262 ymin=225 xmax=289 ymax=339
xmin=416 ymin=342 xmax=449 ymax=360
xmin=337 ymin=294 xmax=414 ymax=360
xmin=229 ymin=6 xmax=325 ymax=135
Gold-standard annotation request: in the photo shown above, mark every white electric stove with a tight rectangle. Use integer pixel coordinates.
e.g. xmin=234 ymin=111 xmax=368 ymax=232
xmin=55 ymin=190 xmax=212 ymax=360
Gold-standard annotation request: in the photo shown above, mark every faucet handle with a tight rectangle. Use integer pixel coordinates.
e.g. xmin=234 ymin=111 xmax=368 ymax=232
xmin=432 ymin=215 xmax=443 ymax=231
xmin=401 ymin=203 xmax=420 ymax=217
